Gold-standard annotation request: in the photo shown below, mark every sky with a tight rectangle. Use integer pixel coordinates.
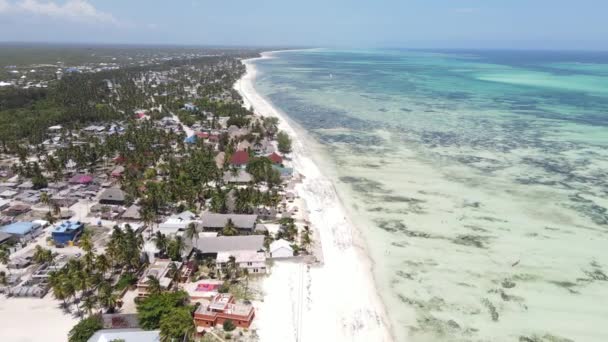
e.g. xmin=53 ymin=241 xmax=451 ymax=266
xmin=0 ymin=0 xmax=607 ymax=50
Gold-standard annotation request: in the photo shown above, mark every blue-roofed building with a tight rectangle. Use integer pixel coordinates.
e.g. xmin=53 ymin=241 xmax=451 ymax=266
xmin=184 ymin=135 xmax=197 ymax=144
xmin=52 ymin=221 xmax=84 ymax=245
xmin=0 ymin=221 xmax=42 ymax=242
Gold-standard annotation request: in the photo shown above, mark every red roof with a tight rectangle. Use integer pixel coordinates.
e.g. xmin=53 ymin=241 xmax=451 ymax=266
xmin=196 ymin=132 xmax=209 ymax=139
xmin=230 ymin=150 xmax=249 ymax=166
xmin=267 ymin=152 xmax=283 ymax=164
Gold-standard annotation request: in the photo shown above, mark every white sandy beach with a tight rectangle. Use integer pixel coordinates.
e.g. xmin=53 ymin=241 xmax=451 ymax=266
xmin=235 ymin=52 xmax=395 ymax=342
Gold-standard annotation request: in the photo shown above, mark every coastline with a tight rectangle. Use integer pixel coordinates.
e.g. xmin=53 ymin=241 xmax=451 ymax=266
xmin=235 ymin=51 xmax=395 ymax=342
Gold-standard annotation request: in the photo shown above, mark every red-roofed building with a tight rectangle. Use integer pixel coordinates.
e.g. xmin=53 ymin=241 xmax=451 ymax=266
xmin=194 ymin=294 xmax=255 ymax=329
xmin=230 ymin=151 xmax=249 ymax=167
xmin=196 ymin=132 xmax=209 ymax=139
xmin=267 ymin=152 xmax=283 ymax=165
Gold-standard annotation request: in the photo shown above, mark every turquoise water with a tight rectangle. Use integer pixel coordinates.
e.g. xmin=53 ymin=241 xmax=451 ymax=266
xmin=252 ymin=49 xmax=608 ymax=341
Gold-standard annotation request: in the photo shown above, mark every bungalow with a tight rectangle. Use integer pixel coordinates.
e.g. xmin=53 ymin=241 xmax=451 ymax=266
xmin=269 ymin=239 xmax=294 ymax=258
xmin=229 ymin=150 xmax=250 ymax=167
xmin=200 ymin=212 xmax=257 ymax=234
xmin=267 ymin=152 xmax=283 ymax=165
xmin=216 ymin=250 xmax=267 ymax=274
xmin=194 ymin=294 xmax=255 ymax=329
xmin=99 ymin=188 xmax=126 ymax=205
xmin=121 ymin=204 xmax=141 ymax=221
xmin=0 ymin=189 xmax=18 ymax=199
xmin=51 ymin=220 xmax=84 ymax=245
xmin=137 ymin=259 xmax=182 ymax=297
xmin=4 ymin=203 xmax=31 ymax=216
xmin=0 ymin=221 xmax=43 ymax=242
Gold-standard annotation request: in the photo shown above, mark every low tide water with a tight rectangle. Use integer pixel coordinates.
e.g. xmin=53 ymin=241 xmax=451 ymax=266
xmin=251 ymin=49 xmax=608 ymax=342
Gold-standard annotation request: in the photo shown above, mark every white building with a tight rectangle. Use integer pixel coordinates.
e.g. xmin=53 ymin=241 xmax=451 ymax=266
xmin=269 ymin=239 xmax=294 ymax=258
xmin=216 ymin=250 xmax=266 ymax=274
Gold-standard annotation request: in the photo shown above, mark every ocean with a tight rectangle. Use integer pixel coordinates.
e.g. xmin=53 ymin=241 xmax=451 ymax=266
xmin=249 ymin=49 xmax=608 ymax=341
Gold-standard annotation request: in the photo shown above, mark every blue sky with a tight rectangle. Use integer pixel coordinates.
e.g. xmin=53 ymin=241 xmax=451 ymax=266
xmin=0 ymin=0 xmax=607 ymax=50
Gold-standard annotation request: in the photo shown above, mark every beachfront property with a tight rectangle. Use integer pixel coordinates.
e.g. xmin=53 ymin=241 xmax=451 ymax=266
xmin=229 ymin=150 xmax=249 ymax=167
xmin=194 ymin=293 xmax=255 ymax=329
xmin=136 ymin=259 xmax=182 ymax=297
xmin=51 ymin=220 xmax=84 ymax=245
xmin=0 ymin=221 xmax=43 ymax=242
xmin=269 ymin=239 xmax=294 ymax=258
xmin=200 ymin=212 xmax=257 ymax=234
xmin=223 ymin=169 xmax=253 ymax=184
xmin=216 ymin=250 xmax=267 ymax=274
xmin=194 ymin=235 xmax=264 ymax=257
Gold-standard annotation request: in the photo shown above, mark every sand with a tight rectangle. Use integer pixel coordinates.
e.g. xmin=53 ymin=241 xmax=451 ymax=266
xmin=235 ymin=52 xmax=395 ymax=342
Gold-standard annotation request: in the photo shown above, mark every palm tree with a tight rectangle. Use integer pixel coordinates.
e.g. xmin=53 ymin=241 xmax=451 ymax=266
xmin=185 ymin=222 xmax=199 ymax=247
xmin=153 ymin=232 xmax=168 ymax=257
xmin=40 ymin=191 xmax=52 ymax=213
xmin=168 ymin=262 xmax=181 ymax=290
xmin=81 ymin=295 xmax=98 ymax=316
xmin=221 ymin=219 xmax=239 ymax=236
xmin=145 ymin=275 xmax=162 ymax=295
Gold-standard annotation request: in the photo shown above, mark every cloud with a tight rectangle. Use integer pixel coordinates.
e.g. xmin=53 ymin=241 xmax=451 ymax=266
xmin=1 ymin=0 xmax=119 ymax=25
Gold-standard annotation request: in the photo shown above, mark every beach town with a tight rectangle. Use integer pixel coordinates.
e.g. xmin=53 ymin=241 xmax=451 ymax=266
xmin=0 ymin=49 xmax=391 ymax=342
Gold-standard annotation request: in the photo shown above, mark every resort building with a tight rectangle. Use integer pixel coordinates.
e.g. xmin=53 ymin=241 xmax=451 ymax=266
xmin=51 ymin=221 xmax=84 ymax=245
xmin=216 ymin=250 xmax=267 ymax=274
xmin=200 ymin=212 xmax=257 ymax=234
xmin=229 ymin=150 xmax=249 ymax=167
xmin=194 ymin=235 xmax=265 ymax=257
xmin=194 ymin=294 xmax=255 ymax=329
xmin=136 ymin=259 xmax=182 ymax=297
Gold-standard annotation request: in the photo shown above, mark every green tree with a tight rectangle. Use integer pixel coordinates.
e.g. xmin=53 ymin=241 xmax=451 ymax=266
xmin=277 ymin=131 xmax=292 ymax=154
xmin=68 ymin=315 xmax=103 ymax=342
xmin=223 ymin=319 xmax=236 ymax=332
xmin=136 ymin=291 xmax=189 ymax=330
xmin=159 ymin=307 xmax=195 ymax=342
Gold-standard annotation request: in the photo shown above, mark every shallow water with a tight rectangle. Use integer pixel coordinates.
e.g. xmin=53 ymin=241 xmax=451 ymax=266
xmin=252 ymin=49 xmax=608 ymax=342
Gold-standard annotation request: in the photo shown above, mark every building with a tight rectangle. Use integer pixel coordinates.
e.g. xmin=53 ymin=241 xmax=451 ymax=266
xmin=99 ymin=188 xmax=126 ymax=205
xmin=269 ymin=239 xmax=294 ymax=258
xmin=3 ymin=203 xmax=31 ymax=216
xmin=121 ymin=204 xmax=141 ymax=221
xmin=200 ymin=212 xmax=257 ymax=234
xmin=267 ymin=152 xmax=283 ymax=164
xmin=216 ymin=250 xmax=267 ymax=274
xmin=0 ymin=231 xmax=16 ymax=246
xmin=158 ymin=211 xmax=199 ymax=235
xmin=194 ymin=294 xmax=255 ymax=329
xmin=87 ymin=329 xmax=160 ymax=342
xmin=69 ymin=174 xmax=94 ymax=185
xmin=0 ymin=221 xmax=42 ymax=242
xmin=51 ymin=220 xmax=84 ymax=245
xmin=137 ymin=259 xmax=182 ymax=297
xmin=229 ymin=150 xmax=249 ymax=167
xmin=194 ymin=235 xmax=264 ymax=257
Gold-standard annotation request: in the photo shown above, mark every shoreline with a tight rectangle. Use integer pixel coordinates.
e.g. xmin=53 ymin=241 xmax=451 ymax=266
xmin=235 ymin=51 xmax=395 ymax=342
